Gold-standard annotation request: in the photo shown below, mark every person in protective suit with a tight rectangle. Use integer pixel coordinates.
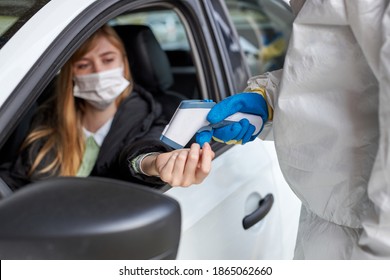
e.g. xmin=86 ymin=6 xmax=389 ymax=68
xmin=197 ymin=0 xmax=390 ymax=259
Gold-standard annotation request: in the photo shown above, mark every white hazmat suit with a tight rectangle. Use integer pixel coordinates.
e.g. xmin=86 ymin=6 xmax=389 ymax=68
xmin=247 ymin=0 xmax=390 ymax=259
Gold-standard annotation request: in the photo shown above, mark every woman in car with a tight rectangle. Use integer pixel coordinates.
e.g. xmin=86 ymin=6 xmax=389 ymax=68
xmin=0 ymin=24 xmax=214 ymax=190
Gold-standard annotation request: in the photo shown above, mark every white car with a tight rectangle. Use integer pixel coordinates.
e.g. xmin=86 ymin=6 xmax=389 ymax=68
xmin=0 ymin=0 xmax=300 ymax=259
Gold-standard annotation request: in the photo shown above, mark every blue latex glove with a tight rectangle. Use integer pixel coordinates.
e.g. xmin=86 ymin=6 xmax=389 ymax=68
xmin=196 ymin=92 xmax=268 ymax=147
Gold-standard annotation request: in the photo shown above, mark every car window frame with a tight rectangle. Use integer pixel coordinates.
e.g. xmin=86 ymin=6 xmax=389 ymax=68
xmin=202 ymin=0 xmax=251 ymax=97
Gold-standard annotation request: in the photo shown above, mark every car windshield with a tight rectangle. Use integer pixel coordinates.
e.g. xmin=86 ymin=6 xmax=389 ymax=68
xmin=0 ymin=0 xmax=50 ymax=49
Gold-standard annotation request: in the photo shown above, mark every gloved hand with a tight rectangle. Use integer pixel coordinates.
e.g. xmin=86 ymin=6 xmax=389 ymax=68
xmin=196 ymin=92 xmax=268 ymax=147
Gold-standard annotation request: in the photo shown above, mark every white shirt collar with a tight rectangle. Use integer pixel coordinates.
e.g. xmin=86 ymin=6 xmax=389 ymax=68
xmin=82 ymin=118 xmax=113 ymax=146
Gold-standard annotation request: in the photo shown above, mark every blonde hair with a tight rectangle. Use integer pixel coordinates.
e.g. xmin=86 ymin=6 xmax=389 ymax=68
xmin=23 ymin=25 xmax=133 ymax=177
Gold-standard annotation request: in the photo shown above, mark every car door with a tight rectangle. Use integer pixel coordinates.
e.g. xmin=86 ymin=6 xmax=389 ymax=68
xmin=112 ymin=0 xmax=301 ymax=259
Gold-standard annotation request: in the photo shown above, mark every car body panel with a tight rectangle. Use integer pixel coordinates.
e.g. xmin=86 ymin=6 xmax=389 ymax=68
xmin=167 ymin=139 xmax=300 ymax=259
xmin=0 ymin=0 xmax=97 ymax=106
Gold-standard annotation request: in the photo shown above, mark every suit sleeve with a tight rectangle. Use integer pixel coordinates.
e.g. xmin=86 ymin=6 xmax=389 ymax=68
xmin=349 ymin=0 xmax=390 ymax=259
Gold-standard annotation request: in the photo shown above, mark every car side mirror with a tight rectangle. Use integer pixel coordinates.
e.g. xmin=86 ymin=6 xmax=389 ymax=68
xmin=0 ymin=177 xmax=181 ymax=259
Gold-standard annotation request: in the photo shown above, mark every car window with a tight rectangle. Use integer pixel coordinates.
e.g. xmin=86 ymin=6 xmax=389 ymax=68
xmin=114 ymin=10 xmax=190 ymax=51
xmin=207 ymin=0 xmax=249 ymax=94
xmin=0 ymin=0 xmax=50 ymax=49
xmin=224 ymin=0 xmax=293 ymax=75
xmin=0 ymin=4 xmax=209 ymax=180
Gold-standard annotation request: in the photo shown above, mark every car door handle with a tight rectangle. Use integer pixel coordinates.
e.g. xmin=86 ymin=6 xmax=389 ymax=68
xmin=242 ymin=193 xmax=274 ymax=230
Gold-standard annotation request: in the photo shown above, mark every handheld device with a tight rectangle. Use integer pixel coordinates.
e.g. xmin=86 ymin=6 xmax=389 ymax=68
xmin=160 ymin=100 xmax=264 ymax=149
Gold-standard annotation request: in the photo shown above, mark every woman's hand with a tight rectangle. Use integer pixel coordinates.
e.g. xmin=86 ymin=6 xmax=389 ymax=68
xmin=141 ymin=143 xmax=215 ymax=187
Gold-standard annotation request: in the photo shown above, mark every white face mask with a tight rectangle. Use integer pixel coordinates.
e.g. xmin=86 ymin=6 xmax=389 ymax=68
xmin=73 ymin=67 xmax=130 ymax=110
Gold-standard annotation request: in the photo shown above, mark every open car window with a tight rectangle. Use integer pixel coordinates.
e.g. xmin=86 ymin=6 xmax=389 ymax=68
xmin=0 ymin=4 xmax=210 ymax=190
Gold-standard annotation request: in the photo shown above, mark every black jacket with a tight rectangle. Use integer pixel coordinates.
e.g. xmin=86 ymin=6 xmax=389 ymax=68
xmin=0 ymin=85 xmax=172 ymax=190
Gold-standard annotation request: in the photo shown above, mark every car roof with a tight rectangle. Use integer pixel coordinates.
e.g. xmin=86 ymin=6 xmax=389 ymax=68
xmin=0 ymin=0 xmax=97 ymax=107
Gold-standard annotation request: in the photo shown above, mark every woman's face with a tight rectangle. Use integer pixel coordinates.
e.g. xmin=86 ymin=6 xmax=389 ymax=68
xmin=73 ymin=36 xmax=123 ymax=76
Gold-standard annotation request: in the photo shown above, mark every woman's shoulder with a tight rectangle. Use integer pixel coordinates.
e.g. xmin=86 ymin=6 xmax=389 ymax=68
xmin=130 ymin=84 xmax=155 ymax=102
xmin=121 ymin=84 xmax=162 ymax=113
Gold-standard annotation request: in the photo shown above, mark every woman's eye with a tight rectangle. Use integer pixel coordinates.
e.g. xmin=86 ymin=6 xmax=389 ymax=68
xmin=103 ymin=58 xmax=115 ymax=64
xmin=76 ymin=63 xmax=90 ymax=70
